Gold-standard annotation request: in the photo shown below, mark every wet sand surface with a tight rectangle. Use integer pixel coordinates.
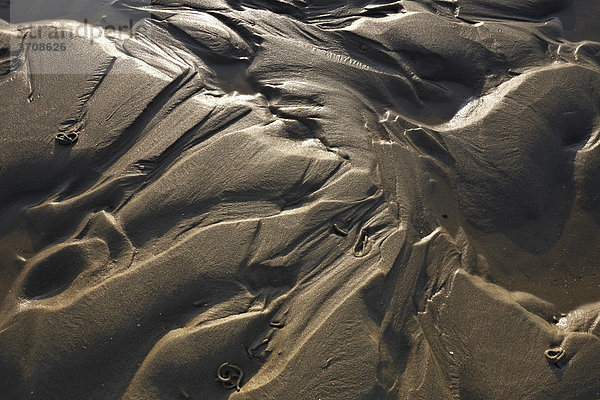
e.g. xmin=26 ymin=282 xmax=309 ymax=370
xmin=1 ymin=0 xmax=600 ymax=399
xmin=3 ymin=0 xmax=137 ymax=26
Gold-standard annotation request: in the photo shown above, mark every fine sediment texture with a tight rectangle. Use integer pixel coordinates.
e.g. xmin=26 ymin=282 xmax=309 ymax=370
xmin=1 ymin=0 xmax=600 ymax=399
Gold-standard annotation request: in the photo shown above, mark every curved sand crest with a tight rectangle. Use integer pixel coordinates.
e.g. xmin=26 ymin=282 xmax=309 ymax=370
xmin=1 ymin=0 xmax=600 ymax=399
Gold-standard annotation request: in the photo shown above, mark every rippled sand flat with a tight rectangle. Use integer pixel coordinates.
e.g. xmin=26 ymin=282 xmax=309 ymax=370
xmin=1 ymin=0 xmax=600 ymax=399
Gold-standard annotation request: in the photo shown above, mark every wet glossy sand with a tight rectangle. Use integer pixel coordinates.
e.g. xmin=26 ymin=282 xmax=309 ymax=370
xmin=1 ymin=0 xmax=600 ymax=399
